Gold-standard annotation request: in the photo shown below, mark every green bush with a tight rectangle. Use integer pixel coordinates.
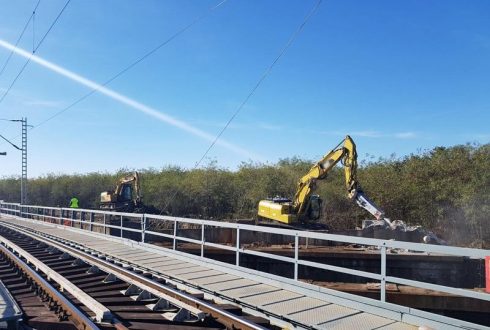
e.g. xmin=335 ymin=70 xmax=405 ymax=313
xmin=0 ymin=143 xmax=488 ymax=247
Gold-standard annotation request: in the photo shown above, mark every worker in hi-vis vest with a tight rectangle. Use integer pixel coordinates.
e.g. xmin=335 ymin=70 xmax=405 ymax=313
xmin=66 ymin=197 xmax=79 ymax=226
xmin=69 ymin=197 xmax=79 ymax=208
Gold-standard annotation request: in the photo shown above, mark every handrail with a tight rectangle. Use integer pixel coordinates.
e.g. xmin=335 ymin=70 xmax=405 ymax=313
xmin=1 ymin=200 xmax=489 ymax=306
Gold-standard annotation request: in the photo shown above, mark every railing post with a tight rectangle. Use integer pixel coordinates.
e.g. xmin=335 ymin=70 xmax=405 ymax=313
xmin=141 ymin=214 xmax=146 ymax=243
xmin=201 ymin=222 xmax=205 ymax=258
xmin=59 ymin=208 xmax=63 ymax=226
xmin=120 ymin=215 xmax=123 ymax=238
xmin=173 ymin=220 xmax=177 ymax=250
xmin=294 ymin=234 xmax=299 ymax=280
xmin=89 ymin=212 xmax=94 ymax=232
xmin=381 ymin=244 xmax=387 ymax=302
xmin=103 ymin=214 xmax=106 ymax=235
xmin=236 ymin=226 xmax=240 ymax=266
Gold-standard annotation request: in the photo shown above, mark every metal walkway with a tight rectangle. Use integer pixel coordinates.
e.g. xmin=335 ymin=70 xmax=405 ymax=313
xmin=0 ymin=216 xmax=418 ymax=330
xmin=0 ymin=201 xmax=489 ymax=330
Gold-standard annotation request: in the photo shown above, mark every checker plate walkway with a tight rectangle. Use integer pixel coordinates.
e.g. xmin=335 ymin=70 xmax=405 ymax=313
xmin=0 ymin=216 xmax=472 ymax=330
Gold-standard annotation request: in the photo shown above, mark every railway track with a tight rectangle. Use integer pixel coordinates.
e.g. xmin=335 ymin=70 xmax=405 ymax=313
xmin=0 ymin=224 xmax=274 ymax=330
xmin=0 ymin=245 xmax=90 ymax=329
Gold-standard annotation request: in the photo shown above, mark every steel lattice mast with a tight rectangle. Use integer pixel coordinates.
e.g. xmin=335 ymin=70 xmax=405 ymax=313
xmin=20 ymin=117 xmax=27 ymax=204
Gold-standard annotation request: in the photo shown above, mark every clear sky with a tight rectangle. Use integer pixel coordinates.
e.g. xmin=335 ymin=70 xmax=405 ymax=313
xmin=0 ymin=0 xmax=488 ymax=177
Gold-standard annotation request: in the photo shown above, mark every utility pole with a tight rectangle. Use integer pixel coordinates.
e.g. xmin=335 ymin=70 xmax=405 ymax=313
xmin=0 ymin=117 xmax=31 ymax=204
xmin=21 ymin=117 xmax=27 ymax=205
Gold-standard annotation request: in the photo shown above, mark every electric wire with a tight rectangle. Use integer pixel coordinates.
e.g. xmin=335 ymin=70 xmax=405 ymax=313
xmin=33 ymin=0 xmax=228 ymax=129
xmin=0 ymin=1 xmax=41 ymax=134
xmin=0 ymin=133 xmax=21 ymax=150
xmin=157 ymin=0 xmax=323 ymax=216
xmin=0 ymin=0 xmax=228 ymax=150
xmin=193 ymin=0 xmax=322 ymax=170
xmin=33 ymin=0 xmax=71 ymax=53
xmin=0 ymin=0 xmax=41 ymax=78
xmin=0 ymin=0 xmax=71 ymax=105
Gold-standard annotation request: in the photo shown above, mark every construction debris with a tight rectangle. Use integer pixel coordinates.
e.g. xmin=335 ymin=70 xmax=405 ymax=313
xmin=361 ymin=219 xmax=446 ymax=245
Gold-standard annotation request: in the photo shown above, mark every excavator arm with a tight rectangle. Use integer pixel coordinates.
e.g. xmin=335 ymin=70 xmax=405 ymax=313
xmin=293 ymin=137 xmax=355 ymax=216
xmin=258 ymin=135 xmax=386 ymax=225
xmin=293 ymin=135 xmax=384 ymax=220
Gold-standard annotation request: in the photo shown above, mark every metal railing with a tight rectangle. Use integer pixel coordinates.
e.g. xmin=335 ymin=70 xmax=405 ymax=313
xmin=1 ymin=200 xmax=489 ymax=306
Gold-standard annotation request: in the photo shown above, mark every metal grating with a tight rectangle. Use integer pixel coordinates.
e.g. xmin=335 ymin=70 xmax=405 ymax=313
xmin=189 ymin=274 xmax=240 ymax=285
xmin=375 ymin=322 xmax=418 ymax=330
xmin=317 ymin=312 xmax=395 ymax=329
xmin=127 ymin=255 xmax=164 ymax=263
xmin=221 ymin=284 xmax=281 ymax=299
xmin=289 ymin=304 xmax=359 ymax=326
xmin=264 ymin=296 xmax=329 ymax=316
xmin=178 ymin=269 xmax=224 ymax=280
xmin=242 ymin=289 xmax=304 ymax=307
xmin=205 ymin=278 xmax=258 ymax=291
xmin=139 ymin=259 xmax=185 ymax=267
xmin=155 ymin=262 xmax=196 ymax=272
xmin=165 ymin=266 xmax=210 ymax=276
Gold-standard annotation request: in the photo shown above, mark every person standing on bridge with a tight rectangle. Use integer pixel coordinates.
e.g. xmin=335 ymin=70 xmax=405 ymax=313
xmin=69 ymin=197 xmax=79 ymax=209
xmin=66 ymin=197 xmax=79 ymax=226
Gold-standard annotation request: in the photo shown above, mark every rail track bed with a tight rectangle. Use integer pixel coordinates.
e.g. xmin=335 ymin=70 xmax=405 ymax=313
xmin=0 ymin=225 xmax=272 ymax=330
xmin=0 ymin=249 xmax=81 ymax=329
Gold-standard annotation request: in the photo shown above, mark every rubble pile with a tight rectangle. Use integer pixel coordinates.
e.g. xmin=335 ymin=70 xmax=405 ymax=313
xmin=360 ymin=219 xmax=446 ymax=245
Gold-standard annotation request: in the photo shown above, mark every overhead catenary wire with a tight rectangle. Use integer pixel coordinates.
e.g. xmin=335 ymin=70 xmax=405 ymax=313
xmin=33 ymin=0 xmax=228 ymax=129
xmin=0 ymin=0 xmax=71 ymax=105
xmin=0 ymin=0 xmax=41 ymax=78
xmin=193 ymin=0 xmax=323 ymax=170
xmin=0 ymin=133 xmax=21 ymax=150
xmin=0 ymin=0 xmax=40 ymax=134
xmin=158 ymin=0 xmax=323 ymax=215
xmin=33 ymin=0 xmax=71 ymax=54
xmin=0 ymin=0 xmax=229 ymax=150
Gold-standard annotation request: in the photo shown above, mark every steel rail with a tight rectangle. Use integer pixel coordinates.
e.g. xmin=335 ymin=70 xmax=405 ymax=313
xmin=1 ymin=222 xmax=269 ymax=330
xmin=0 ymin=243 xmax=100 ymax=330
xmin=0 ymin=233 xmax=113 ymax=322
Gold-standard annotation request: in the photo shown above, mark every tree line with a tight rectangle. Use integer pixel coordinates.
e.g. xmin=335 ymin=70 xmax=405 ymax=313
xmin=0 ymin=143 xmax=488 ymax=247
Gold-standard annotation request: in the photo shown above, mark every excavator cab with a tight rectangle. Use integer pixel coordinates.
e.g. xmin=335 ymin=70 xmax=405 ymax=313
xmin=120 ymin=184 xmax=133 ymax=202
xmin=304 ymin=195 xmax=322 ymax=221
xmin=100 ymin=172 xmax=142 ymax=212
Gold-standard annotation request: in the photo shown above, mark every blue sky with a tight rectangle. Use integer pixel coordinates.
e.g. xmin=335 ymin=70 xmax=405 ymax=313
xmin=0 ymin=0 xmax=488 ymax=177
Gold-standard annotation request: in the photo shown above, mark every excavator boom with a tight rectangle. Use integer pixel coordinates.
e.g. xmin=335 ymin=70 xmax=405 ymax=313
xmin=258 ymin=135 xmax=386 ymax=226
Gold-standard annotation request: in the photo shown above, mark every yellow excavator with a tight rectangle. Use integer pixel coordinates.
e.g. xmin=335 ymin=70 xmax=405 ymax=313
xmin=100 ymin=172 xmax=145 ymax=212
xmin=258 ymin=135 xmax=390 ymax=227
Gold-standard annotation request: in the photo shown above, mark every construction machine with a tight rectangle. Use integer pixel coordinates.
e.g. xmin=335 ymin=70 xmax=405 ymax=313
xmin=258 ymin=135 xmax=391 ymax=228
xmin=100 ymin=172 xmax=146 ymax=213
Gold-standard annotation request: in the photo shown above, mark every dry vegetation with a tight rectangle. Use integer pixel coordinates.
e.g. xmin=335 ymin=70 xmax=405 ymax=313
xmin=0 ymin=143 xmax=488 ymax=247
